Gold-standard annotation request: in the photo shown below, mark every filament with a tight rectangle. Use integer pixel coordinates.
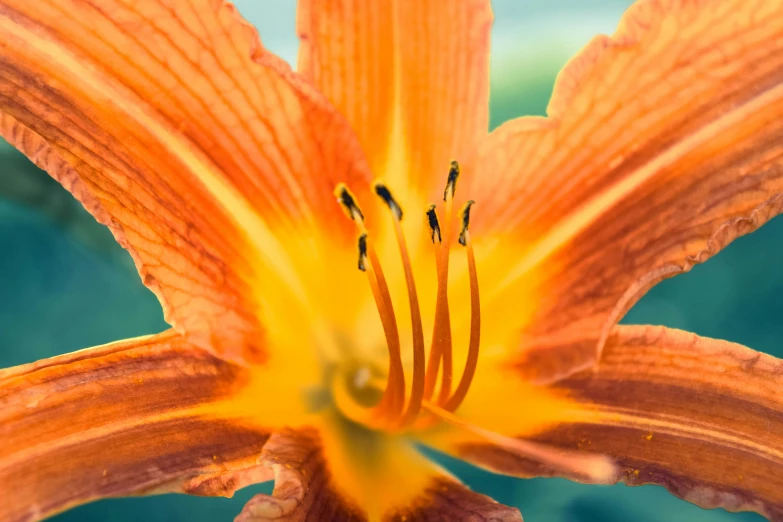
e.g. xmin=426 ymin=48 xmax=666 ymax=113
xmin=373 ymin=183 xmax=427 ymax=427
xmin=444 ymin=203 xmax=479 ymax=412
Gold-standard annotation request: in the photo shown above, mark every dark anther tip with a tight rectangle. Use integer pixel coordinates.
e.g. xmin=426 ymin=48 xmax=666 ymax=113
xmin=335 ymin=184 xmax=364 ymax=222
xmin=443 ymin=160 xmax=461 ymax=202
xmin=461 ymin=200 xmax=475 ymax=228
xmin=357 ymin=233 xmax=368 ymax=271
xmin=373 ymin=183 xmax=403 ymax=220
xmin=426 ymin=204 xmax=442 ymax=244
xmin=458 ymin=200 xmax=475 ymax=247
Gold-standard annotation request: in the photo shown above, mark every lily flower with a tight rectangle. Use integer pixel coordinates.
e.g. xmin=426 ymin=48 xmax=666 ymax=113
xmin=1 ymin=0 xmax=782 ymax=520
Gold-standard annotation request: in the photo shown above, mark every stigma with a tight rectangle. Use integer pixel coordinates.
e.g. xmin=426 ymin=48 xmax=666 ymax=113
xmin=333 ymin=161 xmax=480 ymax=430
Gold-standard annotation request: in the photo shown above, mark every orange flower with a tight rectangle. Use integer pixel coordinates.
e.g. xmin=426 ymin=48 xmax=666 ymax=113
xmin=1 ymin=0 xmax=782 ymax=520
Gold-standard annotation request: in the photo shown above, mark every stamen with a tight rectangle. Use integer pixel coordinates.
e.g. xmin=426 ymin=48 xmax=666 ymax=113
xmin=374 ymin=182 xmax=426 ymax=426
xmin=425 ymin=161 xmax=460 ymax=405
xmin=444 ymin=202 xmax=479 ymax=412
xmin=355 ymin=233 xmax=404 ymax=417
xmin=422 ymin=401 xmax=617 ymax=483
xmin=437 ymin=162 xmax=461 ymax=403
xmin=422 ymin=205 xmax=445 ymax=400
xmin=443 ymin=160 xmax=460 ymax=202
xmin=336 ymin=183 xmax=405 ymax=419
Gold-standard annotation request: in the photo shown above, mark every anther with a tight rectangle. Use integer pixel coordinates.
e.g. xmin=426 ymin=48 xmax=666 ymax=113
xmin=443 ymin=160 xmax=460 ymax=202
xmin=373 ymin=183 xmax=403 ymax=220
xmin=335 ymin=183 xmax=365 ymax=223
xmin=426 ymin=205 xmax=442 ymax=244
xmin=458 ymin=200 xmax=474 ymax=246
xmin=357 ymin=233 xmax=368 ymax=272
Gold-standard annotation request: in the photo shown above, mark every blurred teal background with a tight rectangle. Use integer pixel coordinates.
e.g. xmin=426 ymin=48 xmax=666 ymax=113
xmin=0 ymin=1 xmax=777 ymax=521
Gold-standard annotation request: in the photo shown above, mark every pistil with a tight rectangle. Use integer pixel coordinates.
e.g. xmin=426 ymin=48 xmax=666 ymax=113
xmin=421 ymin=400 xmax=617 ymax=483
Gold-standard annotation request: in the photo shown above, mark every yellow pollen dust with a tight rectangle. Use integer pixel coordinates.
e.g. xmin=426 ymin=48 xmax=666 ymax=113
xmin=332 ymin=161 xmax=480 ymax=431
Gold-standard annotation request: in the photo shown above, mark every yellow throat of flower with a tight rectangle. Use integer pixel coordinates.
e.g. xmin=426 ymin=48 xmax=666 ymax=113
xmin=210 ymin=160 xmax=614 ymax=486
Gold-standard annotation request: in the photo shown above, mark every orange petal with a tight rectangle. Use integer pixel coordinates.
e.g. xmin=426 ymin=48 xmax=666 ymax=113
xmin=235 ymin=426 xmax=521 ymax=522
xmin=454 ymin=326 xmax=783 ymax=520
xmin=417 ymin=349 xmax=617 ymax=485
xmin=465 ymin=0 xmax=783 ymax=380
xmin=0 ymin=0 xmax=372 ymax=362
xmin=0 ymin=331 xmax=273 ymax=522
xmin=297 ymin=0 xmax=491 ymax=202
xmin=234 ymin=429 xmax=365 ymax=521
xmin=386 ymin=479 xmax=522 ymax=522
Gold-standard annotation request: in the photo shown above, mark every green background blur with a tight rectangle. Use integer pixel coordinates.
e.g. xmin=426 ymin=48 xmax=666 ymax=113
xmin=0 ymin=1 xmax=777 ymax=520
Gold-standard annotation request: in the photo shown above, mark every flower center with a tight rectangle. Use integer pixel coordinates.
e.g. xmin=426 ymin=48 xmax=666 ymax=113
xmin=332 ymin=161 xmax=481 ymax=431
xmin=320 ymin=165 xmax=618 ymax=484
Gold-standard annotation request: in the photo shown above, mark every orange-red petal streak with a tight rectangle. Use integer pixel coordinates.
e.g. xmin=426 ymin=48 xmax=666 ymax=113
xmin=0 ymin=331 xmax=272 ymax=522
xmin=297 ymin=0 xmax=491 ymax=202
xmin=457 ymin=326 xmax=783 ymax=520
xmin=0 ymin=0 xmax=372 ymax=362
xmin=467 ymin=0 xmax=783 ymax=382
